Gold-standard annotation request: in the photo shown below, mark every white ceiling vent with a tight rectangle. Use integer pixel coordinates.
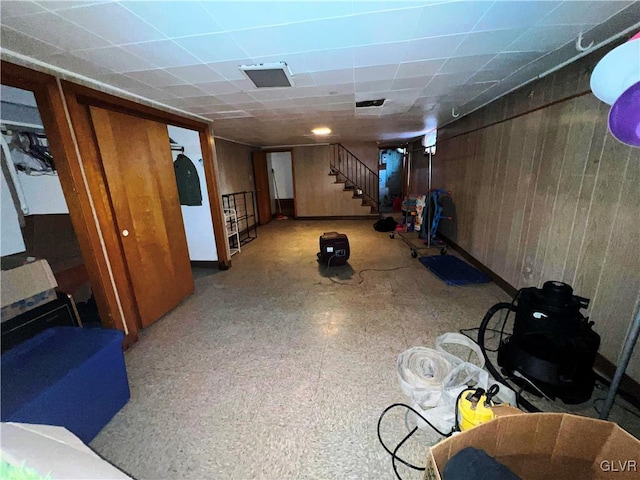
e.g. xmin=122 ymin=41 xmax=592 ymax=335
xmin=239 ymin=62 xmax=295 ymax=88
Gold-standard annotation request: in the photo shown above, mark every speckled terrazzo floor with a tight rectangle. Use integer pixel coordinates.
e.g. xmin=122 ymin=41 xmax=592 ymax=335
xmin=89 ymin=219 xmax=639 ymax=479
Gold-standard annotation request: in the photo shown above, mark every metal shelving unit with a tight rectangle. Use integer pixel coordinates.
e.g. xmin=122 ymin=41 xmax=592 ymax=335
xmin=224 ymin=208 xmax=241 ymax=257
xmin=221 ymin=191 xmax=257 ymax=248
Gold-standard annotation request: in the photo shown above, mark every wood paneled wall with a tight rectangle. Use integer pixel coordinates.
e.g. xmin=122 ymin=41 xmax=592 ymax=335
xmin=421 ymin=49 xmax=640 ymax=380
xmin=214 ymin=138 xmax=257 ymax=195
xmin=293 ymin=145 xmax=373 ymax=217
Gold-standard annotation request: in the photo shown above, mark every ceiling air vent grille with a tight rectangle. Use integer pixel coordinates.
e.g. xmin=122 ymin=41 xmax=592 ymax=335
xmin=239 ymin=62 xmax=294 ymax=88
xmin=356 ymin=99 xmax=386 ymax=108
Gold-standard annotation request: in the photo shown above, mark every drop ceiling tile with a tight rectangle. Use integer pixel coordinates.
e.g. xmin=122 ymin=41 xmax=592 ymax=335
xmin=279 ymin=1 xmax=354 ymax=23
xmin=345 ymin=8 xmax=424 ymax=45
xmin=355 ymin=79 xmax=394 ymax=93
xmin=208 ymin=111 xmax=252 ymax=119
xmin=355 ymin=64 xmax=398 ymax=82
xmin=0 ymin=28 xmax=62 ymax=59
xmin=466 ymin=68 xmax=513 ymax=83
xmin=424 ymin=72 xmax=472 ymax=96
xmin=160 ymin=64 xmax=223 ymax=84
xmin=284 ymin=85 xmax=325 ymax=99
xmin=3 ymin=11 xmax=110 ymax=50
xmin=354 ymin=107 xmax=382 ymax=117
xmin=40 ymin=52 xmax=114 ymax=77
xmin=412 ymin=1 xmax=493 ymax=39
xmin=482 ymin=51 xmax=542 ymax=71
xmin=473 ymin=1 xmax=561 ymax=31
xmin=508 ymin=24 xmax=589 ymax=52
xmin=213 ymin=92 xmax=257 ymax=104
xmin=539 ymin=1 xmax=631 ymax=26
xmin=3 ymin=1 xmax=46 ymax=17
xmin=174 ymin=33 xmax=248 ymax=63
xmin=127 ymin=84 xmax=180 ymax=102
xmin=193 ymin=81 xmax=243 ymax=96
xmin=453 ymin=29 xmax=523 ymax=57
xmin=304 ymin=48 xmax=354 ymax=72
xmin=289 ymin=73 xmax=316 ymax=87
xmin=122 ymin=40 xmax=201 ymax=68
xmin=391 ymin=76 xmax=433 ymax=90
xmin=94 ymin=73 xmax=154 ymax=92
xmin=124 ymin=69 xmax=184 ymax=88
xmin=352 ymin=42 xmax=409 ymax=68
xmin=177 ymin=96 xmax=228 ymax=107
xmin=36 ymin=1 xmax=111 ymax=11
xmin=381 ymin=102 xmax=414 ymax=115
xmin=229 ymin=19 xmax=361 ymax=57
xmin=184 ymin=106 xmax=212 ymax=115
xmin=201 ymin=1 xmax=287 ymax=31
xmin=403 ymin=34 xmax=466 ymax=62
xmin=395 ymin=58 xmax=446 ymax=79
xmin=74 ymin=46 xmax=157 ymax=72
xmin=120 ymin=1 xmax=222 ymax=38
xmin=160 ymin=84 xmax=207 ymax=98
xmin=205 ymin=61 xmax=249 ymax=81
xmin=311 ymin=69 xmax=354 ymax=86
xmin=247 ymin=89 xmax=291 ymax=101
xmin=316 ymin=102 xmax=353 ymax=112
xmin=227 ymin=23 xmax=304 ymax=57
xmin=58 ymin=3 xmax=165 ymax=45
xmin=438 ymin=54 xmax=495 ymax=75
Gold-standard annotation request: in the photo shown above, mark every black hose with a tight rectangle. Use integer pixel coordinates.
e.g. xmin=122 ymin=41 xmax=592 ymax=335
xmin=477 ymin=302 xmax=541 ymax=413
xmin=392 ymin=427 xmax=418 ymax=480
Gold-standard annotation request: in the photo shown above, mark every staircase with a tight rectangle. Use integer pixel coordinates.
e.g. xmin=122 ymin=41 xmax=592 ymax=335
xmin=329 ymin=144 xmax=379 ymax=214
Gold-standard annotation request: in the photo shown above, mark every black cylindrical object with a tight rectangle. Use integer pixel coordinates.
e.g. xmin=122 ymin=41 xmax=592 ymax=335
xmin=497 ymin=281 xmax=600 ymax=404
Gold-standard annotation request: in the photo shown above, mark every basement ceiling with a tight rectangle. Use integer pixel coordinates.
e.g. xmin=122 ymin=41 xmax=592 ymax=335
xmin=1 ymin=1 xmax=639 ymax=147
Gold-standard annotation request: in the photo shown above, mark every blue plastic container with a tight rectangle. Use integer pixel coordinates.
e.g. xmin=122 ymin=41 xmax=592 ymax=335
xmin=1 ymin=326 xmax=130 ymax=443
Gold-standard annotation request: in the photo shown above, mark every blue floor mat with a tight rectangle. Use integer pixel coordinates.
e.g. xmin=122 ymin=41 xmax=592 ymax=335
xmin=419 ymin=255 xmax=491 ymax=286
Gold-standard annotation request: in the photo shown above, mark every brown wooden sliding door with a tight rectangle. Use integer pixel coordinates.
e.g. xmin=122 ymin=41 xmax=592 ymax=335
xmin=252 ymin=151 xmax=272 ymax=225
xmin=90 ymin=106 xmax=193 ymax=327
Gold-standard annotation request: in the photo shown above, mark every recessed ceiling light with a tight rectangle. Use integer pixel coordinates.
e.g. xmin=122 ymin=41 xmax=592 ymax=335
xmin=312 ymin=127 xmax=332 ymax=135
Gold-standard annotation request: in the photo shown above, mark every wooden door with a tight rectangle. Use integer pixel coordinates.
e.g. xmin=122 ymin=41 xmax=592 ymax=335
xmin=89 ymin=106 xmax=194 ymax=327
xmin=252 ymin=151 xmax=272 ymax=225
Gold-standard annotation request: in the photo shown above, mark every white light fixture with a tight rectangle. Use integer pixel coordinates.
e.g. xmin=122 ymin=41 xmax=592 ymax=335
xmin=312 ymin=127 xmax=332 ymax=135
xmin=238 ymin=61 xmax=295 ymax=88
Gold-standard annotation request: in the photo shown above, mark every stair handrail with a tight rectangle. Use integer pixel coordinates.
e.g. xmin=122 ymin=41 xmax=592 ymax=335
xmin=330 ymin=144 xmax=379 ymax=210
xmin=335 ymin=144 xmax=379 ymax=178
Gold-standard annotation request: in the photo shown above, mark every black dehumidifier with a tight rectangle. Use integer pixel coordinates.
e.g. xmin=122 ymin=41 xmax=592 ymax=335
xmin=317 ymin=232 xmax=350 ymax=266
xmin=496 ymin=281 xmax=600 ymax=404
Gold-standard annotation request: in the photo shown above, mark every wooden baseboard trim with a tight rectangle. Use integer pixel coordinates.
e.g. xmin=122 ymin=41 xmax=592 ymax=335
xmin=190 ymin=260 xmax=224 ymax=270
xmin=296 ymin=215 xmax=379 ymax=220
xmin=439 ymin=233 xmax=517 ymax=296
xmin=593 ymin=355 xmax=640 ymax=410
xmin=438 ymin=233 xmax=640 ymax=403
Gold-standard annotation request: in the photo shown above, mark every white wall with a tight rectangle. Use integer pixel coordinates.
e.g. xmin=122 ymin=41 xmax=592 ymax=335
xmin=17 ymin=171 xmax=69 ymax=215
xmin=168 ymin=125 xmax=217 ymax=262
xmin=267 ymin=151 xmax=293 ymax=211
xmin=1 ymin=165 xmax=26 ymax=256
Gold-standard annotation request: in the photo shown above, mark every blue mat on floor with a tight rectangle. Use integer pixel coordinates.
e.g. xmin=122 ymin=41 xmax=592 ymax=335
xmin=419 ymin=255 xmax=490 ymax=285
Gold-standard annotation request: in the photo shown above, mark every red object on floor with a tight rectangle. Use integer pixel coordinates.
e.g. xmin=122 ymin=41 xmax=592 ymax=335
xmin=392 ymin=198 xmax=402 ymax=211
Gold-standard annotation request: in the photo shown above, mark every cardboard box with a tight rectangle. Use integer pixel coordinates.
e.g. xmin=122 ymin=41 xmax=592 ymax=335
xmin=1 ymin=259 xmax=57 ymax=308
xmin=425 ymin=413 xmax=640 ymax=480
xmin=1 ymin=259 xmax=58 ymax=321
